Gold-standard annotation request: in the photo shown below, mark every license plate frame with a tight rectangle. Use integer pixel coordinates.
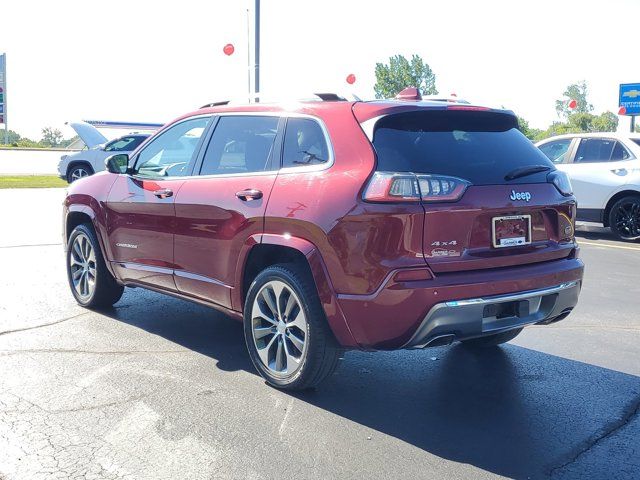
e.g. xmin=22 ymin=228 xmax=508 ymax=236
xmin=492 ymin=215 xmax=532 ymax=248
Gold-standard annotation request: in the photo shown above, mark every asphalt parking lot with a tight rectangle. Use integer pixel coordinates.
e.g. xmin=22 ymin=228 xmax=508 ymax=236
xmin=0 ymin=188 xmax=638 ymax=480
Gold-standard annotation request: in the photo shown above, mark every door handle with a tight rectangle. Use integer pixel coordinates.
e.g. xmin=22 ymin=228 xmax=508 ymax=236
xmin=236 ymin=189 xmax=263 ymax=201
xmin=153 ymin=188 xmax=173 ymax=199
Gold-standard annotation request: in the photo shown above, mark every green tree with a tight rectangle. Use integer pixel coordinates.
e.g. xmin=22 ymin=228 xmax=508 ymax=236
xmin=555 ymin=81 xmax=593 ymax=120
xmin=517 ymin=116 xmax=543 ymax=141
xmin=374 ymin=54 xmax=438 ymax=99
xmin=16 ymin=137 xmax=43 ymax=148
xmin=41 ymin=127 xmax=63 ymax=147
xmin=566 ymin=112 xmax=595 ymax=132
xmin=0 ymin=129 xmax=21 ymax=145
xmin=59 ymin=135 xmax=80 ymax=148
xmin=591 ymin=111 xmax=619 ymax=132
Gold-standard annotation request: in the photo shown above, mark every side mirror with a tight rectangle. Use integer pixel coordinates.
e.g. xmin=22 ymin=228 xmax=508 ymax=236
xmin=105 ymin=154 xmax=129 ymax=174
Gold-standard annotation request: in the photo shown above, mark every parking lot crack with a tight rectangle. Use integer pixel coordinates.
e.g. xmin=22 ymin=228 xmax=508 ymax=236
xmin=48 ymin=393 xmax=152 ymax=414
xmin=0 ymin=312 xmax=91 ymax=336
xmin=548 ymin=395 xmax=640 ymax=476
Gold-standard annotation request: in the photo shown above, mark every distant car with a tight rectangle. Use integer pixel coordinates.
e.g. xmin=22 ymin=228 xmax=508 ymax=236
xmin=57 ymin=122 xmax=150 ymax=183
xmin=536 ymin=132 xmax=640 ymax=241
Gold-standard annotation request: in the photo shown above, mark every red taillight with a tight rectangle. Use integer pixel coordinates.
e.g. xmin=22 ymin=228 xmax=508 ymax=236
xmin=363 ymin=172 xmax=470 ymax=203
xmin=362 ymin=173 xmax=421 ymax=202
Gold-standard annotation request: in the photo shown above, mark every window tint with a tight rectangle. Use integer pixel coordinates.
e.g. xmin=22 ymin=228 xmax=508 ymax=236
xmin=574 ymin=138 xmax=616 ymax=163
xmin=373 ymin=110 xmax=554 ymax=184
xmin=611 ymin=141 xmax=631 ymax=161
xmin=282 ymin=118 xmax=329 ymax=168
xmin=539 ymin=139 xmax=572 ymax=164
xmin=633 ymin=139 xmax=640 ymax=147
xmin=105 ymin=136 xmax=147 ymax=152
xmin=135 ymin=117 xmax=210 ymax=177
xmin=199 ymin=116 xmax=278 ymax=175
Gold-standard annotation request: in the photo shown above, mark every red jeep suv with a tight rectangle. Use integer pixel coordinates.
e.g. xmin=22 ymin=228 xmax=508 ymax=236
xmin=63 ymin=89 xmax=584 ymax=390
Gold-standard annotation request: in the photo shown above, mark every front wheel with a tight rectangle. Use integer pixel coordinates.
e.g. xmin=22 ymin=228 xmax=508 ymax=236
xmin=244 ymin=264 xmax=341 ymax=390
xmin=460 ymin=328 xmax=523 ymax=349
xmin=67 ymin=164 xmax=93 ymax=183
xmin=609 ymin=195 xmax=640 ymax=242
xmin=66 ymin=224 xmax=124 ymax=308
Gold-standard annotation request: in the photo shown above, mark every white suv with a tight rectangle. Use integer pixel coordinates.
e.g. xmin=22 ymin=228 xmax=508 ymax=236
xmin=57 ymin=122 xmax=150 ymax=183
xmin=536 ymin=132 xmax=640 ymax=241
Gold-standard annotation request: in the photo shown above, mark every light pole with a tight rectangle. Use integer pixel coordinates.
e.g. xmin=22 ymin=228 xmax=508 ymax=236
xmin=254 ymin=0 xmax=260 ymax=102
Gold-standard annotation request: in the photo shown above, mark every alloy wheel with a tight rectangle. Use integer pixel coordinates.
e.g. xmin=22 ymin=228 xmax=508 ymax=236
xmin=251 ymin=280 xmax=308 ymax=377
xmin=614 ymin=200 xmax=640 ymax=239
xmin=70 ymin=168 xmax=89 ymax=182
xmin=69 ymin=233 xmax=96 ymax=300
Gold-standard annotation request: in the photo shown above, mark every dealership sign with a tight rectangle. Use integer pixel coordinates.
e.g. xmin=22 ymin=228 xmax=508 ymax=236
xmin=619 ymin=83 xmax=640 ymax=116
xmin=0 ymin=54 xmax=5 ymax=125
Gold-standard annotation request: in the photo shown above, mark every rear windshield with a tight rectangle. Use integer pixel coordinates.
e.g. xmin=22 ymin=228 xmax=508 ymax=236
xmin=372 ymin=110 xmax=554 ymax=184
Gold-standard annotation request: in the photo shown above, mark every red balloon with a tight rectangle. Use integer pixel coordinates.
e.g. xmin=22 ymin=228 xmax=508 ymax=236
xmin=346 ymin=74 xmax=356 ymax=85
xmin=619 ymin=106 xmax=627 ymax=115
xmin=568 ymin=99 xmax=578 ymax=109
xmin=223 ymin=43 xmax=235 ymax=56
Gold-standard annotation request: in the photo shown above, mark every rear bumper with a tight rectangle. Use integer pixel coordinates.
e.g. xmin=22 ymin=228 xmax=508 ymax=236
xmin=337 ymin=257 xmax=584 ymax=349
xmin=402 ymin=280 xmax=580 ymax=348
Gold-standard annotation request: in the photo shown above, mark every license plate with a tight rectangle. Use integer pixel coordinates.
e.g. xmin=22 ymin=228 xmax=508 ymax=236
xmin=492 ymin=215 xmax=532 ymax=248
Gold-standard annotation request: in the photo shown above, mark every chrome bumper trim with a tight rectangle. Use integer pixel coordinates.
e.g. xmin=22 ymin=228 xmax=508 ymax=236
xmin=403 ymin=281 xmax=581 ymax=349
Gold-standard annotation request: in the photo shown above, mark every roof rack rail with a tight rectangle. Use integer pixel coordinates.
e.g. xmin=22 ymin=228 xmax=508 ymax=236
xmin=199 ymin=92 xmax=362 ymax=109
xmin=313 ymin=93 xmax=346 ymax=101
xmin=200 ymin=100 xmax=231 ymax=109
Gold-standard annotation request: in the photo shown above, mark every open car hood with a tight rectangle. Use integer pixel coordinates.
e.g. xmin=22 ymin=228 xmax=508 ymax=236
xmin=66 ymin=121 xmax=109 ymax=149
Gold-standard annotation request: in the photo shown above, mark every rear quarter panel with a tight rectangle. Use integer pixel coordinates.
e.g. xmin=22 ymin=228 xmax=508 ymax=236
xmin=264 ymin=104 xmax=426 ymax=296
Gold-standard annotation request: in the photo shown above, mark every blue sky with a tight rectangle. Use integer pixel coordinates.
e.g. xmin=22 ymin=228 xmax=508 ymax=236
xmin=2 ymin=0 xmax=639 ymax=138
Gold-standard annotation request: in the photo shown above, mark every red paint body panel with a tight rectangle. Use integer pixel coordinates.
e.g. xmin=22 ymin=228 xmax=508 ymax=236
xmin=338 ymin=257 xmax=583 ymax=349
xmin=421 ymin=183 xmax=576 ymax=273
xmin=173 ymin=174 xmax=278 ymax=308
xmin=105 ymin=175 xmax=185 ymax=290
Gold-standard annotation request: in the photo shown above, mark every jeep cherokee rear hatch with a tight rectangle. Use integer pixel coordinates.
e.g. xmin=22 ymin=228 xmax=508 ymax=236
xmin=359 ymin=106 xmax=576 ymax=273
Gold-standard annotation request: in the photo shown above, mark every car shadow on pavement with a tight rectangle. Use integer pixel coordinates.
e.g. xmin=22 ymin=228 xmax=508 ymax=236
xmin=299 ymin=346 xmax=640 ymax=479
xmin=102 ymin=289 xmax=640 ymax=480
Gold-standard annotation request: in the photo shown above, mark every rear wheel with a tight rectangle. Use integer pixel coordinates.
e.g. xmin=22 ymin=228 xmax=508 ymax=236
xmin=460 ymin=328 xmax=523 ymax=348
xmin=67 ymin=164 xmax=93 ymax=183
xmin=66 ymin=223 xmax=124 ymax=308
xmin=609 ymin=195 xmax=640 ymax=242
xmin=244 ymin=264 xmax=341 ymax=390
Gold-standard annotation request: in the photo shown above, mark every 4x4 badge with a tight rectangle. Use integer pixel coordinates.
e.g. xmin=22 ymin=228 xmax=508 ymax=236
xmin=510 ymin=190 xmax=532 ymax=202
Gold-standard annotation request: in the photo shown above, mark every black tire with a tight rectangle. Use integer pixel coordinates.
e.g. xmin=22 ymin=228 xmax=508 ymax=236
xmin=460 ymin=328 xmax=523 ymax=349
xmin=66 ymin=223 xmax=124 ymax=308
xmin=243 ymin=263 xmax=342 ymax=390
xmin=608 ymin=195 xmax=640 ymax=242
xmin=67 ymin=164 xmax=94 ymax=183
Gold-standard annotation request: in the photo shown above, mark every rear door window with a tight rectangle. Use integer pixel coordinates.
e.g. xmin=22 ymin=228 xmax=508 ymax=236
xmin=199 ymin=116 xmax=279 ymax=175
xmin=574 ymin=138 xmax=616 ymax=163
xmin=372 ymin=110 xmax=554 ymax=184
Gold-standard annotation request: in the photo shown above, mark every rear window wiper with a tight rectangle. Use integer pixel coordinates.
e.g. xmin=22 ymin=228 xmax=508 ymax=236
xmin=504 ymin=165 xmax=552 ymax=181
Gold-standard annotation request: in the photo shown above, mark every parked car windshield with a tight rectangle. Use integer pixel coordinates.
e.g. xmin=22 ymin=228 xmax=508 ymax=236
xmin=104 ymin=135 xmax=147 ymax=152
xmin=373 ymin=110 xmax=554 ymax=184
